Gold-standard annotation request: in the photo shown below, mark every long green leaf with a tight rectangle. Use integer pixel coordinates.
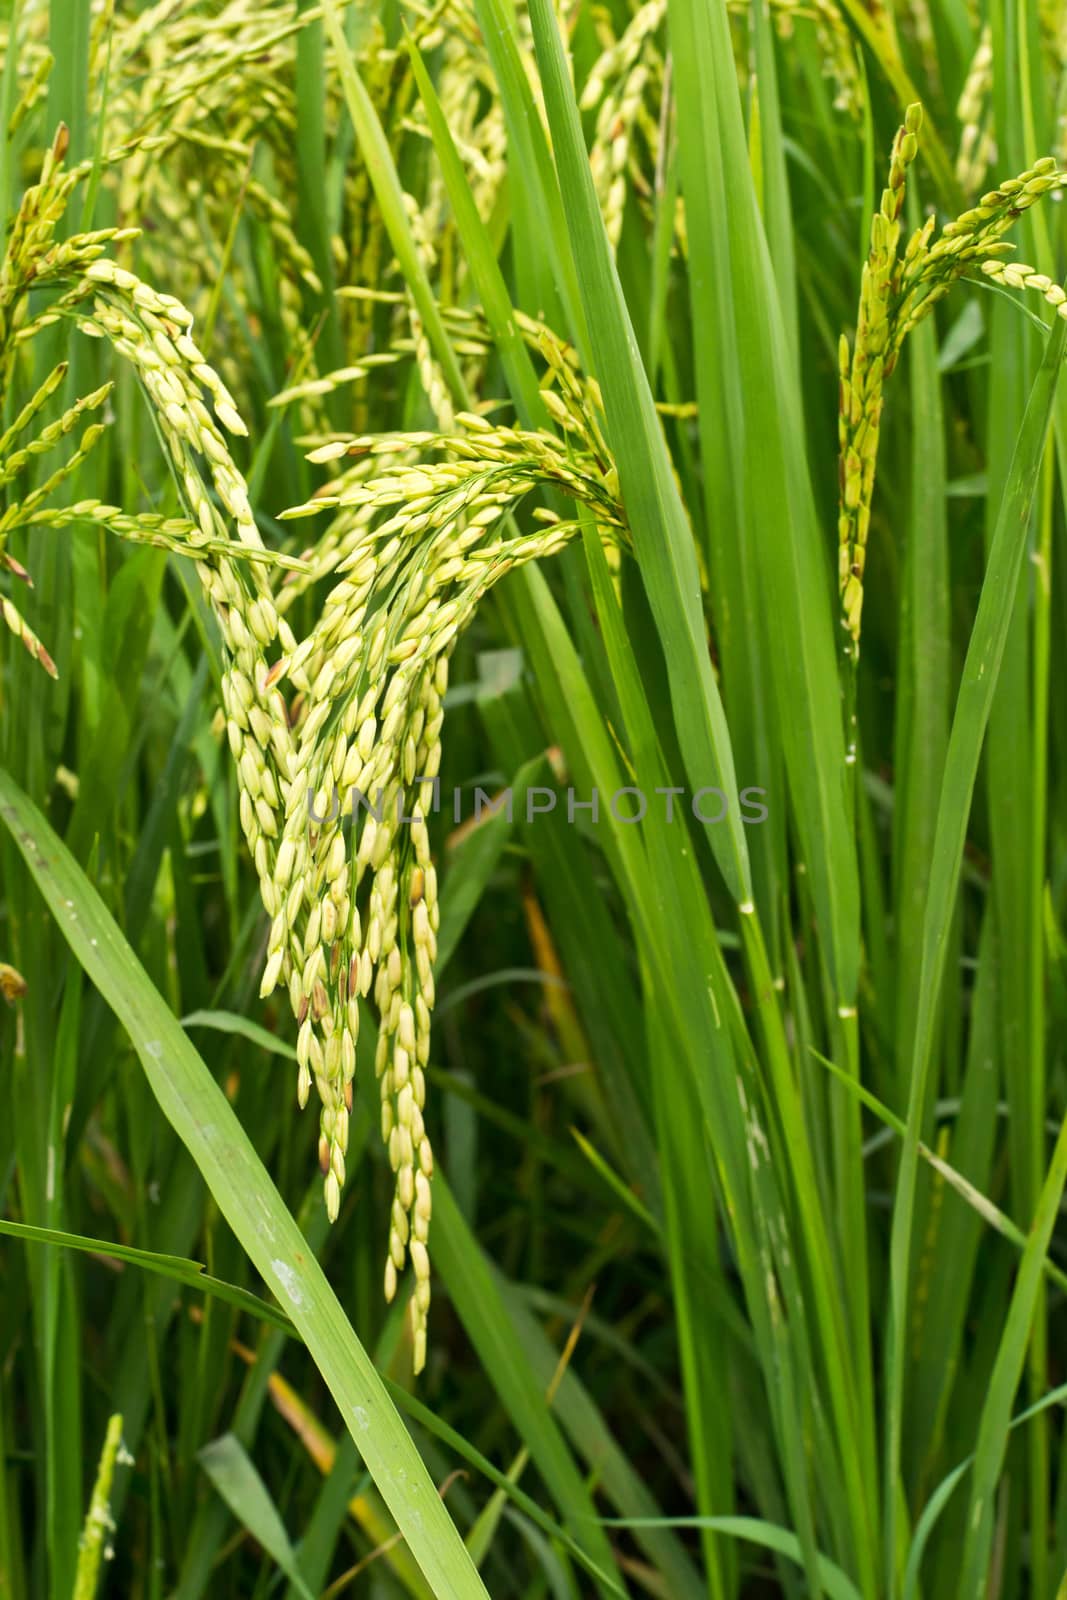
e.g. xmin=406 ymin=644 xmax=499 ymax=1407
xmin=665 ymin=0 xmax=860 ymax=1005
xmin=885 ymin=305 xmax=1067 ymax=1588
xmin=959 ymin=1111 xmax=1067 ymax=1592
xmin=593 ymin=1516 xmax=864 ymax=1600
xmin=904 ymin=1382 xmax=1067 ymax=1599
xmin=525 ymin=0 xmax=752 ymax=909
xmin=0 ymin=1217 xmax=296 ymax=1334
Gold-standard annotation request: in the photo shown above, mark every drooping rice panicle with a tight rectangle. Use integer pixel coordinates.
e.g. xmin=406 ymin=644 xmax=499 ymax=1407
xmin=838 ymin=106 xmax=1063 ymax=651
xmin=258 ymin=413 xmax=625 ymax=1368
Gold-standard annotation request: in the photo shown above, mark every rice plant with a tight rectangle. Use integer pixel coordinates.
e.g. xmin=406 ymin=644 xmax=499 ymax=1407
xmin=2 ymin=1 xmax=1067 ymax=1597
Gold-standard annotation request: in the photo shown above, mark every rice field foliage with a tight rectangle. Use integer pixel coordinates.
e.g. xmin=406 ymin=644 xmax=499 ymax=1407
xmin=2 ymin=0 xmax=1067 ymax=1596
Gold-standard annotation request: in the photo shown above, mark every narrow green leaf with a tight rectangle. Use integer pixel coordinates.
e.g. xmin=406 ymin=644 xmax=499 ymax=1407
xmin=591 ymin=1516 xmax=864 ymax=1600
xmin=959 ymin=1112 xmax=1067 ymax=1592
xmin=0 ymin=1217 xmax=297 ymax=1334
xmin=405 ymin=36 xmax=549 ymax=432
xmin=885 ymin=306 xmax=1067 ymax=1588
xmin=198 ymin=1434 xmax=315 ymax=1600
xmin=904 ymin=1383 xmax=1067 ymax=1600
xmin=430 ymin=1174 xmax=624 ymax=1597
xmin=526 ymin=0 xmax=753 ymax=908
xmin=181 ymin=1010 xmax=297 ymax=1061
xmin=665 ymin=0 xmax=860 ymax=1004
xmin=467 ymin=0 xmax=589 ymax=358
xmin=320 ymin=0 xmax=466 ymax=406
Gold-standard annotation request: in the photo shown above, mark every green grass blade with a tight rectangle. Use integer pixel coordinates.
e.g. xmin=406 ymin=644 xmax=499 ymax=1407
xmin=593 ymin=1516 xmax=864 ymax=1600
xmin=320 ymin=0 xmax=466 ymax=407
xmin=493 ymin=1273 xmax=707 ymax=1600
xmin=405 ymin=36 xmax=549 ymax=432
xmin=181 ymin=1009 xmax=298 ymax=1061
xmin=885 ymin=305 xmax=1067 ymax=1589
xmin=904 ymin=1383 xmax=1067 ymax=1600
xmin=383 ymin=1378 xmax=625 ymax=1591
xmin=525 ymin=0 xmax=753 ymax=909
xmin=665 ymin=0 xmax=860 ymax=1005
xmin=430 ymin=1174 xmax=625 ymax=1597
xmin=198 ymin=1434 xmax=315 ymax=1600
xmin=467 ymin=0 xmax=589 ymax=358
xmin=0 ymin=1217 xmax=297 ymax=1334
xmin=893 ymin=306 xmax=950 ymax=1086
xmin=958 ymin=1111 xmax=1067 ymax=1593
